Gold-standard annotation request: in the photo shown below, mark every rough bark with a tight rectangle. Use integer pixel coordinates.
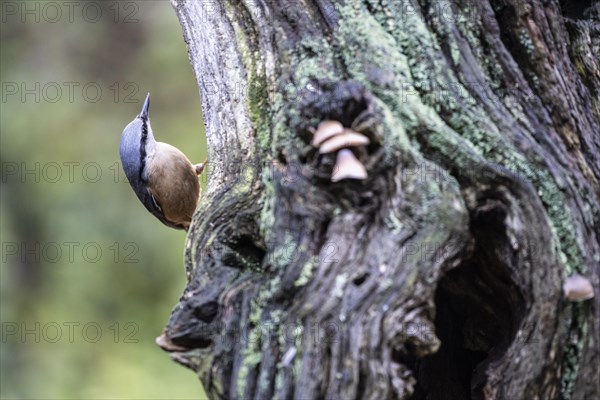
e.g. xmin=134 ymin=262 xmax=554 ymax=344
xmin=163 ymin=1 xmax=600 ymax=399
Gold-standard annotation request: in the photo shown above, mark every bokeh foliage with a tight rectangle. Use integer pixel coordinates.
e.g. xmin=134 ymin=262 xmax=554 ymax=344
xmin=1 ymin=1 xmax=207 ymax=398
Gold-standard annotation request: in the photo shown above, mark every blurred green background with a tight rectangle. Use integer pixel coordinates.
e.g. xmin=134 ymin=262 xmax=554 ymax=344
xmin=1 ymin=1 xmax=207 ymax=398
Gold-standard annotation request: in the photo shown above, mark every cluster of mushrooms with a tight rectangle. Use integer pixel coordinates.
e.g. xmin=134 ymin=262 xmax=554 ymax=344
xmin=311 ymin=120 xmax=370 ymax=182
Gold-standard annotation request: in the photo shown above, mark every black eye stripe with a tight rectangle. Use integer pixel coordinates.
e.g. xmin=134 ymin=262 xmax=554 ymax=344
xmin=139 ymin=119 xmax=148 ymax=183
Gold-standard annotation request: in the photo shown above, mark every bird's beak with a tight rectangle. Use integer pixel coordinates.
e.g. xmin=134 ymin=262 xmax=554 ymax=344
xmin=140 ymin=93 xmax=150 ymax=120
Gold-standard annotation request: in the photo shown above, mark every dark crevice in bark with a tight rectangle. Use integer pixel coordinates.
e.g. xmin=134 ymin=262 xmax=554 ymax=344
xmin=352 ymin=272 xmax=370 ymax=287
xmin=560 ymin=0 xmax=593 ymax=20
xmin=491 ymin=5 xmax=530 ymax=79
xmin=222 ymin=233 xmax=267 ymax=271
xmin=194 ymin=301 xmax=220 ymax=324
xmin=409 ymin=188 xmax=526 ymax=400
xmin=297 ymin=79 xmax=374 ymax=131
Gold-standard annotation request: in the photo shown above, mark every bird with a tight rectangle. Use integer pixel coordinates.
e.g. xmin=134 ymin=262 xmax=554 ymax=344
xmin=120 ymin=93 xmax=207 ymax=230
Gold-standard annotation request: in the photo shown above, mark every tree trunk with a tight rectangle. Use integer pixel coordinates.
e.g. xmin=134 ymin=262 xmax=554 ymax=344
xmin=163 ymin=1 xmax=600 ymax=399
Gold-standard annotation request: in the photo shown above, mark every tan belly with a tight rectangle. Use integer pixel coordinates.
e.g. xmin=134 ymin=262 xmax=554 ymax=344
xmin=146 ymin=142 xmax=200 ymax=229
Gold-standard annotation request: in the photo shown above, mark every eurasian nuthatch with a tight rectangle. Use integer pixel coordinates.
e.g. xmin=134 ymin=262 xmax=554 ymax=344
xmin=120 ymin=93 xmax=207 ymax=230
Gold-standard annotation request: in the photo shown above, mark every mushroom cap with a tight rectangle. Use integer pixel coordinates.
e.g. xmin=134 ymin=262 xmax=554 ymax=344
xmin=563 ymin=274 xmax=594 ymax=302
xmin=311 ymin=120 xmax=344 ymax=147
xmin=319 ymin=129 xmax=370 ymax=154
xmin=331 ymin=149 xmax=368 ymax=182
